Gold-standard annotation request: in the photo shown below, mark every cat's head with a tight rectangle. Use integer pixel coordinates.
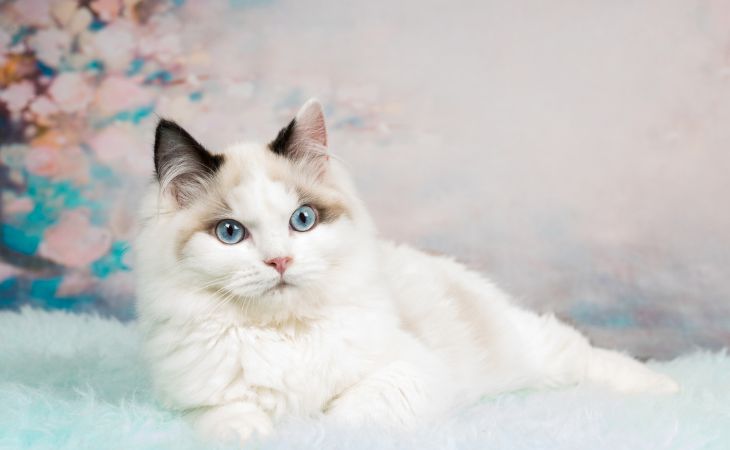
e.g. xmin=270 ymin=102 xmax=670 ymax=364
xmin=136 ymin=100 xmax=375 ymax=324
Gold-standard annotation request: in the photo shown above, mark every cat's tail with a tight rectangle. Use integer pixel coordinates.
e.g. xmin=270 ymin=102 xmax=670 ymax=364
xmin=506 ymin=308 xmax=679 ymax=394
xmin=583 ymin=347 xmax=679 ymax=394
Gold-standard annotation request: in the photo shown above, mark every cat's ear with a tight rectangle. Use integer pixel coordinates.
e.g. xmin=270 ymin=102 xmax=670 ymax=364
xmin=154 ymin=119 xmax=224 ymax=207
xmin=269 ymin=99 xmax=328 ymax=175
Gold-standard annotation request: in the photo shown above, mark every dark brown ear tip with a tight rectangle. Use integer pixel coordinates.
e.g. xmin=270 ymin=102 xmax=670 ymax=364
xmin=156 ymin=118 xmax=183 ymax=133
xmin=154 ymin=119 xmax=173 ymax=154
xmin=269 ymin=118 xmax=297 ymax=156
xmin=154 ymin=119 xmax=202 ymax=153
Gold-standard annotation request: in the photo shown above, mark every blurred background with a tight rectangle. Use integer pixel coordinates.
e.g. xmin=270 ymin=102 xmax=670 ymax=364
xmin=1 ymin=0 xmax=728 ymax=358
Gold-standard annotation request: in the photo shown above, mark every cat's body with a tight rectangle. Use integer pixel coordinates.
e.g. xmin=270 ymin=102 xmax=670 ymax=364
xmin=135 ymin=100 xmax=677 ymax=443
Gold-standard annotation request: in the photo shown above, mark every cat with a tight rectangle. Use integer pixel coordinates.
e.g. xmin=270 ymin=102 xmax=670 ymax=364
xmin=134 ymin=99 xmax=678 ymax=443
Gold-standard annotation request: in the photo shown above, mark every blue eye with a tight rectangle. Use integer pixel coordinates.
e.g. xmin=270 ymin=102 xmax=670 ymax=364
xmin=290 ymin=205 xmax=317 ymax=232
xmin=215 ymin=219 xmax=246 ymax=244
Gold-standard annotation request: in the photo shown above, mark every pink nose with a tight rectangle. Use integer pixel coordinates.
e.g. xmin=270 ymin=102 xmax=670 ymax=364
xmin=265 ymin=256 xmax=292 ymax=275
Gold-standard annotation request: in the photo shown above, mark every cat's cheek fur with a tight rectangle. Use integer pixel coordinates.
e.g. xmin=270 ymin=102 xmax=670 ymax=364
xmin=180 ymin=233 xmax=276 ymax=298
xmin=285 ymin=219 xmax=357 ymax=279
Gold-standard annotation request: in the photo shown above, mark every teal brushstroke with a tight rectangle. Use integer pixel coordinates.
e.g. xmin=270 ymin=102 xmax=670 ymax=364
xmin=126 ymin=58 xmax=145 ymax=76
xmin=47 ymin=293 xmax=96 ymax=311
xmin=91 ymin=241 xmax=130 ymax=278
xmin=25 ymin=203 xmax=55 ymax=228
xmin=30 ymin=277 xmax=62 ymax=300
xmin=95 ymin=104 xmax=155 ymax=128
xmin=569 ymin=303 xmax=636 ymax=329
xmin=88 ymin=161 xmax=120 ymax=186
xmin=23 ymin=173 xmax=108 ymax=233
xmin=1 ymin=224 xmax=40 ymax=255
xmin=0 ymin=278 xmax=19 ymax=308
xmin=85 ymin=59 xmax=105 ymax=72
xmin=144 ymin=70 xmax=174 ymax=85
xmin=189 ymin=91 xmax=203 ymax=102
xmin=26 ymin=174 xmax=87 ymax=211
xmin=34 ymin=293 xmax=92 ymax=311
xmin=29 ymin=277 xmax=96 ymax=311
xmin=11 ymin=26 xmax=35 ymax=46
xmin=88 ymin=19 xmax=106 ymax=31
xmin=36 ymin=61 xmax=55 ymax=76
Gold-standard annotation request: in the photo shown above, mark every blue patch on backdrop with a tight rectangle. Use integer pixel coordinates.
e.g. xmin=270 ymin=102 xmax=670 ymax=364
xmin=88 ymin=163 xmax=118 ymax=187
xmin=0 ymin=278 xmax=19 ymax=308
xmin=36 ymin=61 xmax=55 ymax=76
xmin=30 ymin=277 xmax=62 ymax=301
xmin=89 ymin=19 xmax=107 ymax=32
xmin=85 ymin=59 xmax=105 ymax=73
xmin=144 ymin=70 xmax=174 ymax=85
xmin=26 ymin=174 xmax=90 ymax=211
xmin=569 ymin=303 xmax=636 ymax=329
xmin=126 ymin=58 xmax=145 ymax=76
xmin=1 ymin=225 xmax=40 ymax=255
xmin=22 ymin=173 xmax=108 ymax=232
xmin=94 ymin=104 xmax=155 ymax=128
xmin=11 ymin=26 xmax=35 ymax=46
xmin=91 ymin=241 xmax=130 ymax=278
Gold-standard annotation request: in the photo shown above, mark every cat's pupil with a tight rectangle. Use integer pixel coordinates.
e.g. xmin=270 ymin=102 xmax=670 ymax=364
xmin=299 ymin=212 xmax=306 ymax=222
xmin=226 ymin=225 xmax=234 ymax=236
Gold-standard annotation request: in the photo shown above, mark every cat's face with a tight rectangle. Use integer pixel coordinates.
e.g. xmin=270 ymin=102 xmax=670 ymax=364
xmin=140 ymin=100 xmax=372 ymax=321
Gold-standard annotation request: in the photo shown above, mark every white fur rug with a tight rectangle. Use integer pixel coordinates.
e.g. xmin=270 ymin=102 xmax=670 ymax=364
xmin=1 ymin=307 xmax=728 ymax=450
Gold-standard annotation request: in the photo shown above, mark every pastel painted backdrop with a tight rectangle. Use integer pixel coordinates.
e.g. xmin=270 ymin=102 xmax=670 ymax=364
xmin=1 ymin=0 xmax=729 ymax=358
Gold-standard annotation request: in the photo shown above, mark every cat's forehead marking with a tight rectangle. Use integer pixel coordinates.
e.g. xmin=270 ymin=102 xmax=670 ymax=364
xmin=215 ymin=140 xmax=350 ymax=224
xmin=224 ymin=173 xmax=296 ymax=226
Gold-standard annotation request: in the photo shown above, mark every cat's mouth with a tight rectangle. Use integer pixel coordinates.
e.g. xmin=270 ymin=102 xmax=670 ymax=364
xmin=269 ymin=279 xmax=292 ymax=292
xmin=212 ymin=277 xmax=294 ymax=300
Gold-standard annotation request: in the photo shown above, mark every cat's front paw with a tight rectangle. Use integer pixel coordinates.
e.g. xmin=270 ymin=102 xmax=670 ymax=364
xmin=192 ymin=402 xmax=273 ymax=444
xmin=325 ymin=373 xmax=427 ymax=428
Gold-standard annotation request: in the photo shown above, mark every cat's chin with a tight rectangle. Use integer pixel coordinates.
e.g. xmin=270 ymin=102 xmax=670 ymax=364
xmin=218 ymin=276 xmax=296 ymax=300
xmin=221 ymin=284 xmax=324 ymax=325
xmin=264 ymin=280 xmax=294 ymax=295
xmin=227 ymin=281 xmax=302 ymax=309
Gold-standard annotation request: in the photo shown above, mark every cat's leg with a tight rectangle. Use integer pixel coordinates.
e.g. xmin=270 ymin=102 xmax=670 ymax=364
xmin=324 ymin=334 xmax=450 ymax=428
xmin=189 ymin=401 xmax=273 ymax=444
xmin=388 ymin=246 xmax=678 ymax=398
xmin=501 ymin=307 xmax=679 ymax=394
xmin=428 ymin=258 xmax=680 ymax=395
xmin=324 ymin=360 xmax=441 ymax=428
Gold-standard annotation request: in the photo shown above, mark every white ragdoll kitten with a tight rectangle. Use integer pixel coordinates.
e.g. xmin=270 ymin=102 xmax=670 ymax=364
xmin=135 ymin=99 xmax=678 ymax=443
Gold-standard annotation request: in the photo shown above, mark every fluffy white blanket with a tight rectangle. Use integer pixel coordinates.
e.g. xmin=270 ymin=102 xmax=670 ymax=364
xmin=1 ymin=308 xmax=727 ymax=450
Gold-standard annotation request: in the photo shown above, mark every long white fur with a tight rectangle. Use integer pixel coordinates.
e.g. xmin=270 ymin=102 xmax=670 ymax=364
xmin=135 ymin=99 xmax=678 ymax=444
